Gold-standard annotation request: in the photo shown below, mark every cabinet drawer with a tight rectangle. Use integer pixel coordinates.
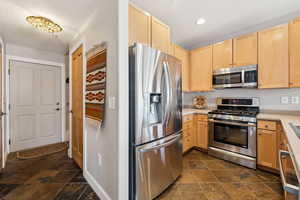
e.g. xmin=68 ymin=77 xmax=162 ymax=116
xmin=196 ymin=114 xmax=208 ymax=122
xmin=258 ymin=120 xmax=277 ymax=131
xmin=183 ymin=129 xmax=192 ymax=138
xmin=183 ymin=122 xmax=193 ymax=130
xmin=183 ymin=114 xmax=193 ymax=123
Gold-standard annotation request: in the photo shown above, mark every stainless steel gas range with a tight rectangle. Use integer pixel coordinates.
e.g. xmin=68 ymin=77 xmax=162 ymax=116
xmin=208 ymin=97 xmax=259 ymax=169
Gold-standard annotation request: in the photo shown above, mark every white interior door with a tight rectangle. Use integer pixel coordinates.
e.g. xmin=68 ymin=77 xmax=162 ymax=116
xmin=10 ymin=60 xmax=62 ymax=152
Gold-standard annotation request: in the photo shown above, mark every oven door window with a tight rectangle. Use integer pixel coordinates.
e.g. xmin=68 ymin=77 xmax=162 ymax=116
xmin=213 ymin=72 xmax=242 ymax=85
xmin=214 ymin=122 xmax=248 ymax=148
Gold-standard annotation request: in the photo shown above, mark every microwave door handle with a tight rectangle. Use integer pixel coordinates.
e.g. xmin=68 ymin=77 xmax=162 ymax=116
xmin=279 ymin=150 xmax=299 ymax=195
xmin=241 ymin=70 xmax=245 ymax=84
xmin=208 ymin=119 xmax=256 ymax=127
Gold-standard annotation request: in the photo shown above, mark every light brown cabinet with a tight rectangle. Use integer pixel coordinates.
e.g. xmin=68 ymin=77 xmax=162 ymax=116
xmin=173 ymin=44 xmax=190 ymax=92
xmin=195 ymin=115 xmax=208 ymax=150
xmin=257 ymin=120 xmax=283 ymax=170
xmin=257 ymin=129 xmax=277 ymax=169
xmin=190 ymin=46 xmax=213 ymax=92
xmin=233 ymin=33 xmax=258 ymax=66
xmin=213 ymin=39 xmax=233 ymax=70
xmin=183 ymin=115 xmax=194 ymax=153
xmin=258 ymin=24 xmax=289 ymax=89
xmin=182 ymin=114 xmax=209 ymax=153
xmin=128 ymin=4 xmax=171 ymax=54
xmin=151 ymin=16 xmax=171 ymax=54
xmin=289 ymin=17 xmax=300 ymax=88
xmin=128 ymin=4 xmax=151 ymax=47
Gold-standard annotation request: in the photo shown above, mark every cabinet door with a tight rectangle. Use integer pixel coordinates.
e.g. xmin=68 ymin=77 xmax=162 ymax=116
xmin=233 ymin=33 xmax=258 ymax=67
xmin=190 ymin=46 xmax=213 ymax=92
xmin=289 ymin=17 xmax=300 ymax=88
xmin=258 ymin=24 xmax=289 ymax=89
xmin=151 ymin=16 xmax=171 ymax=54
xmin=174 ymin=45 xmax=190 ymax=92
xmin=128 ymin=4 xmax=151 ymax=47
xmin=212 ymin=39 xmax=233 ymax=70
xmin=183 ymin=129 xmax=193 ymax=153
xmin=196 ymin=121 xmax=208 ymax=149
xmin=257 ymin=129 xmax=277 ymax=169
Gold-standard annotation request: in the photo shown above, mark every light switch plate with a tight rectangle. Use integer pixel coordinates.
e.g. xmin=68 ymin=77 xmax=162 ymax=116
xmin=291 ymin=96 xmax=300 ymax=104
xmin=108 ymin=96 xmax=116 ymax=109
xmin=97 ymin=153 xmax=102 ymax=166
xmin=281 ymin=96 xmax=289 ymax=104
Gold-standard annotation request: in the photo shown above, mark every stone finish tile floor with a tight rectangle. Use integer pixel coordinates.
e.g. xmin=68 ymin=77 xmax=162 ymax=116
xmin=0 ymin=150 xmax=100 ymax=200
xmin=156 ymin=150 xmax=284 ymax=200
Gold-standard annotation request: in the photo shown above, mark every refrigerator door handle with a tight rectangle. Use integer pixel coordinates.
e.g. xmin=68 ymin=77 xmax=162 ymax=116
xmin=163 ymin=61 xmax=171 ymax=125
xmin=139 ymin=133 xmax=181 ymax=152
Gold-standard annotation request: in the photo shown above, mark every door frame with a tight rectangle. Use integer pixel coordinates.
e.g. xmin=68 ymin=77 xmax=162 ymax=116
xmin=5 ymin=55 xmax=65 ymax=156
xmin=0 ymin=37 xmax=5 ymax=168
xmin=68 ymin=38 xmax=87 ymax=171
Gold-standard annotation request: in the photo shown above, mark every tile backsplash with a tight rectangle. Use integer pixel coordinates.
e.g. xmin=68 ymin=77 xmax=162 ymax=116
xmin=183 ymin=88 xmax=300 ymax=111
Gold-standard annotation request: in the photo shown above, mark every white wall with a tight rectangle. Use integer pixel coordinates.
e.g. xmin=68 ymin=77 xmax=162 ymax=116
xmin=69 ymin=0 xmax=128 ymax=200
xmin=6 ymin=43 xmax=65 ymax=63
xmin=183 ymin=88 xmax=300 ymax=111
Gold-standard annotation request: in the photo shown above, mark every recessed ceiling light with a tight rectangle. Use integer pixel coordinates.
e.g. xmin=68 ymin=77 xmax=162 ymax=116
xmin=196 ymin=18 xmax=206 ymax=25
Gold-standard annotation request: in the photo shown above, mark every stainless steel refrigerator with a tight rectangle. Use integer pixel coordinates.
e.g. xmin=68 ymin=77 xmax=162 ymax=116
xmin=129 ymin=43 xmax=183 ymax=200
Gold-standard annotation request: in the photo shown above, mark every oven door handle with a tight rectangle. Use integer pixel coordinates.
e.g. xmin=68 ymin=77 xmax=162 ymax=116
xmin=278 ymin=150 xmax=299 ymax=195
xmin=208 ymin=119 xmax=256 ymax=127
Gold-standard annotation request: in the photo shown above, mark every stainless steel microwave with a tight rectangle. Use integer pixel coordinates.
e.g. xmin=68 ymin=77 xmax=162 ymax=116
xmin=213 ymin=65 xmax=257 ymax=89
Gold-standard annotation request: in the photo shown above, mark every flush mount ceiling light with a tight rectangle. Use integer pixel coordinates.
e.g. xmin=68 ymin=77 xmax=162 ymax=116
xmin=196 ymin=18 xmax=206 ymax=25
xmin=26 ymin=16 xmax=63 ymax=33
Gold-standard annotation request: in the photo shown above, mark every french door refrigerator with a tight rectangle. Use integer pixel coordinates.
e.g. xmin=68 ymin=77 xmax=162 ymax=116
xmin=129 ymin=43 xmax=183 ymax=200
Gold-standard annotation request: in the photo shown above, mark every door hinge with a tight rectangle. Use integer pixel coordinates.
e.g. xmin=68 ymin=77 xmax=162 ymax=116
xmin=9 ymin=139 xmax=11 ymax=145
xmin=8 ymin=69 xmax=10 ymax=75
xmin=8 ymin=104 xmax=11 ymax=110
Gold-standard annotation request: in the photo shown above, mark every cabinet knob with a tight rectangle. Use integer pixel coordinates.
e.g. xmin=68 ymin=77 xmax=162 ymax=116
xmin=265 ymin=125 xmax=268 ymax=128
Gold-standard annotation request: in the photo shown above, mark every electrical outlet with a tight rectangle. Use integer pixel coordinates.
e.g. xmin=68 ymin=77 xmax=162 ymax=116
xmin=97 ymin=153 xmax=102 ymax=166
xmin=291 ymin=96 xmax=300 ymax=104
xmin=281 ymin=96 xmax=289 ymax=104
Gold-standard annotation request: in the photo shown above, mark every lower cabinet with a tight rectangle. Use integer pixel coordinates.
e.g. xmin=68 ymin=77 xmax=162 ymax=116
xmin=257 ymin=120 xmax=285 ymax=171
xmin=182 ymin=115 xmax=194 ymax=153
xmin=195 ymin=115 xmax=208 ymax=150
xmin=182 ymin=114 xmax=208 ymax=153
xmin=257 ymin=129 xmax=277 ymax=169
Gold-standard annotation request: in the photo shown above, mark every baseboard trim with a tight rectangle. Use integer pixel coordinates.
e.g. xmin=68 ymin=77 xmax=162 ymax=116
xmin=84 ymin=170 xmax=111 ymax=200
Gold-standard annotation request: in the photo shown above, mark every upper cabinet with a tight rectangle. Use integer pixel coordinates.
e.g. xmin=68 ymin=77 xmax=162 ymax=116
xmin=233 ymin=33 xmax=258 ymax=66
xmin=289 ymin=17 xmax=300 ymax=88
xmin=128 ymin=4 xmax=171 ymax=54
xmin=190 ymin=46 xmax=213 ymax=92
xmin=173 ymin=45 xmax=190 ymax=92
xmin=258 ymin=24 xmax=289 ymax=89
xmin=151 ymin=16 xmax=171 ymax=54
xmin=128 ymin=4 xmax=151 ymax=47
xmin=212 ymin=39 xmax=233 ymax=70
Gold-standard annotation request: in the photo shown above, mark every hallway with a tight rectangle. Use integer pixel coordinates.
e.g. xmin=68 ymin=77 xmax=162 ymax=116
xmin=0 ymin=150 xmax=100 ymax=200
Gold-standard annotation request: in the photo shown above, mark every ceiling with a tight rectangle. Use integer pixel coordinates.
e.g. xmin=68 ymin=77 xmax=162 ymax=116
xmin=0 ymin=0 xmax=98 ymax=54
xmin=131 ymin=0 xmax=300 ymax=49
